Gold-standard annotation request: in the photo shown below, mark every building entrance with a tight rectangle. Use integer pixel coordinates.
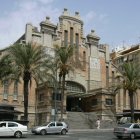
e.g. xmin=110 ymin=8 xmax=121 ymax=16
xmin=66 ymin=96 xmax=83 ymax=112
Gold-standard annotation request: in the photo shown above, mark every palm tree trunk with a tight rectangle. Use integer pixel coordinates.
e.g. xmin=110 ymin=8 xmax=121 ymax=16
xmin=24 ymin=79 xmax=29 ymax=121
xmin=60 ymin=74 xmax=65 ymax=121
xmin=129 ymin=91 xmax=134 ymax=123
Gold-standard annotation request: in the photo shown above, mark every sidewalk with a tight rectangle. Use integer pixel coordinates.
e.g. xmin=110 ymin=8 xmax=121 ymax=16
xmin=69 ymin=128 xmax=114 ymax=132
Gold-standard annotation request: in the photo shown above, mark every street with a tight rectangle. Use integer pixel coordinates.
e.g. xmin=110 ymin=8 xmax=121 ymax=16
xmin=0 ymin=129 xmax=120 ymax=140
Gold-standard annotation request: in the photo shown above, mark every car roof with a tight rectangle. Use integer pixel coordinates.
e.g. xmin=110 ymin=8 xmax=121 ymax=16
xmin=0 ymin=121 xmax=18 ymax=123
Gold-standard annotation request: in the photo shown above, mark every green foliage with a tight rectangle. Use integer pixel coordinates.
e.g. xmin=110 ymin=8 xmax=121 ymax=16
xmin=118 ymin=62 xmax=140 ymax=92
xmin=2 ymin=42 xmax=54 ymax=120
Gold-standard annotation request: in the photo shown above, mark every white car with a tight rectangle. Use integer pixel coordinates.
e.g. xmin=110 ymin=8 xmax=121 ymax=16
xmin=0 ymin=121 xmax=28 ymax=138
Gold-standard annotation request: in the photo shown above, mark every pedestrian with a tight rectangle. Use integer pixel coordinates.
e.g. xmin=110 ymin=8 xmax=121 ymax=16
xmin=96 ymin=119 xmax=100 ymax=129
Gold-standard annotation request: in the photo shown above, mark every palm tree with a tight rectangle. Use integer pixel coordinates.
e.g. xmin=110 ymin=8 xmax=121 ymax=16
xmin=7 ymin=43 xmax=53 ymax=121
xmin=0 ymin=54 xmax=13 ymax=82
xmin=54 ymin=45 xmax=74 ymax=120
xmin=117 ymin=62 xmax=140 ymax=122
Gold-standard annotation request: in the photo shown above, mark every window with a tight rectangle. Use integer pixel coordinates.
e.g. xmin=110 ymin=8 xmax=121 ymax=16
xmin=106 ymin=66 xmax=109 ymax=87
xmin=3 ymin=80 xmax=9 ymax=99
xmin=0 ymin=123 xmax=6 ymax=127
xmin=112 ymin=71 xmax=115 ymax=84
xmin=106 ymin=99 xmax=113 ymax=105
xmin=75 ymin=33 xmax=79 ymax=47
xmin=13 ymin=81 xmax=18 ymax=100
xmin=91 ymin=99 xmax=98 ymax=106
xmin=20 ymin=116 xmax=24 ymax=120
xmin=83 ymin=51 xmax=86 ymax=69
xmin=39 ymin=93 xmax=44 ymax=102
xmin=64 ymin=30 xmax=68 ymax=47
xmin=133 ymin=124 xmax=140 ymax=129
xmin=52 ymin=92 xmax=61 ymax=101
xmin=70 ymin=27 xmax=73 ymax=46
xmin=49 ymin=123 xmax=55 ymax=127
xmin=75 ymin=33 xmax=79 ymax=60
xmin=56 ymin=122 xmax=63 ymax=126
xmin=8 ymin=122 xmax=18 ymax=127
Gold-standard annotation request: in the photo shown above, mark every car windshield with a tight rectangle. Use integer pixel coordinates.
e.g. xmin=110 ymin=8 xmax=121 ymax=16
xmin=120 ymin=123 xmax=132 ymax=128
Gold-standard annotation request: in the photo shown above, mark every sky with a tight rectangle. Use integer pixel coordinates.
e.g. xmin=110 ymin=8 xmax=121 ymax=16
xmin=1 ymin=0 xmax=140 ymax=52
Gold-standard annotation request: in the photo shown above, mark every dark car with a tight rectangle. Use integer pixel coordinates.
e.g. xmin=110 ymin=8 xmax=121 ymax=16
xmin=114 ymin=123 xmax=140 ymax=139
xmin=31 ymin=121 xmax=69 ymax=135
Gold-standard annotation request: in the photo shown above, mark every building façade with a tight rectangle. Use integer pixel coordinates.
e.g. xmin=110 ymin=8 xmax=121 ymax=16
xmin=0 ymin=9 xmax=115 ymax=127
xmin=110 ymin=44 xmax=140 ymax=122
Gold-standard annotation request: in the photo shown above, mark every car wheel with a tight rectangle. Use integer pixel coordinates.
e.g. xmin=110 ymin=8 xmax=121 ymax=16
xmin=130 ymin=133 xmax=135 ymax=140
xmin=117 ymin=136 xmax=122 ymax=139
xmin=14 ymin=131 xmax=22 ymax=138
xmin=61 ymin=129 xmax=66 ymax=135
xmin=40 ymin=129 xmax=46 ymax=135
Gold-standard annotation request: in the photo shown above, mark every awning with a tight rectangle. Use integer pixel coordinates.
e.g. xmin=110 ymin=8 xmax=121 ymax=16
xmin=67 ymin=92 xmax=95 ymax=98
xmin=0 ymin=109 xmax=22 ymax=114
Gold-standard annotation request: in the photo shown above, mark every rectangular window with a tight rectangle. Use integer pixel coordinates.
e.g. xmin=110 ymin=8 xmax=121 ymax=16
xmin=106 ymin=99 xmax=113 ymax=105
xmin=52 ymin=92 xmax=61 ymax=101
xmin=39 ymin=93 xmax=44 ymax=102
xmin=112 ymin=71 xmax=115 ymax=84
xmin=64 ymin=30 xmax=68 ymax=47
xmin=75 ymin=33 xmax=79 ymax=60
xmin=3 ymin=80 xmax=9 ymax=99
xmin=106 ymin=66 xmax=109 ymax=87
xmin=83 ymin=51 xmax=86 ymax=69
xmin=75 ymin=33 xmax=79 ymax=47
xmin=70 ymin=27 xmax=73 ymax=46
xmin=13 ymin=81 xmax=18 ymax=100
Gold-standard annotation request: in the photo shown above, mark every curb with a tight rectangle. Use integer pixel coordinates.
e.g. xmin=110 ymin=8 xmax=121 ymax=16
xmin=69 ymin=128 xmax=114 ymax=132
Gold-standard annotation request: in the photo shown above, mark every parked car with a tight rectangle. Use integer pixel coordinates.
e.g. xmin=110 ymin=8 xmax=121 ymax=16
xmin=114 ymin=123 xmax=140 ymax=139
xmin=31 ymin=121 xmax=69 ymax=135
xmin=0 ymin=121 xmax=28 ymax=138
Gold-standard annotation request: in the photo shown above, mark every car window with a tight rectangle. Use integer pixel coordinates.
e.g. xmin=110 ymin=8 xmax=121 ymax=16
xmin=0 ymin=123 xmax=6 ymax=127
xmin=120 ymin=123 xmax=132 ymax=128
xmin=56 ymin=122 xmax=63 ymax=126
xmin=49 ymin=123 xmax=55 ymax=127
xmin=8 ymin=122 xmax=18 ymax=127
xmin=133 ymin=124 xmax=140 ymax=129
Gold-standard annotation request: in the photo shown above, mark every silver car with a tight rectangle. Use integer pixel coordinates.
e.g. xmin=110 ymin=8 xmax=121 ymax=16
xmin=31 ymin=121 xmax=69 ymax=135
xmin=0 ymin=121 xmax=28 ymax=138
xmin=114 ymin=123 xmax=140 ymax=139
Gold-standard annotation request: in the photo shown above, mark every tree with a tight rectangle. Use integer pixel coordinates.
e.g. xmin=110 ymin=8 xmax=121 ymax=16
xmin=116 ymin=62 xmax=140 ymax=122
xmin=54 ymin=45 xmax=74 ymax=120
xmin=0 ymin=54 xmax=13 ymax=82
xmin=7 ymin=43 xmax=53 ymax=121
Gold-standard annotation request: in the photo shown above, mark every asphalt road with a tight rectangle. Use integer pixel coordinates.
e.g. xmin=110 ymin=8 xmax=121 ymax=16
xmin=0 ymin=129 xmax=122 ymax=140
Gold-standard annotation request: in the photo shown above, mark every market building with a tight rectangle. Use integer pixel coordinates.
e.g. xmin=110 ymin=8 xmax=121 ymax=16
xmin=0 ymin=9 xmax=115 ymax=127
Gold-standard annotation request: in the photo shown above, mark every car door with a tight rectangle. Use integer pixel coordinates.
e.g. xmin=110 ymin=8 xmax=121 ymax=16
xmin=47 ymin=122 xmax=56 ymax=133
xmin=56 ymin=122 xmax=63 ymax=133
xmin=7 ymin=122 xmax=18 ymax=136
xmin=0 ymin=122 xmax=11 ymax=136
xmin=132 ymin=124 xmax=140 ymax=137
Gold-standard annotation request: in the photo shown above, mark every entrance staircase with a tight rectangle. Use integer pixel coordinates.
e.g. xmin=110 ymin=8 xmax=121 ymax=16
xmin=65 ymin=112 xmax=98 ymax=129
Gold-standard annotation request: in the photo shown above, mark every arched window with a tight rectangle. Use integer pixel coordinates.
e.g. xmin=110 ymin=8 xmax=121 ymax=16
xmin=66 ymin=81 xmax=86 ymax=94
